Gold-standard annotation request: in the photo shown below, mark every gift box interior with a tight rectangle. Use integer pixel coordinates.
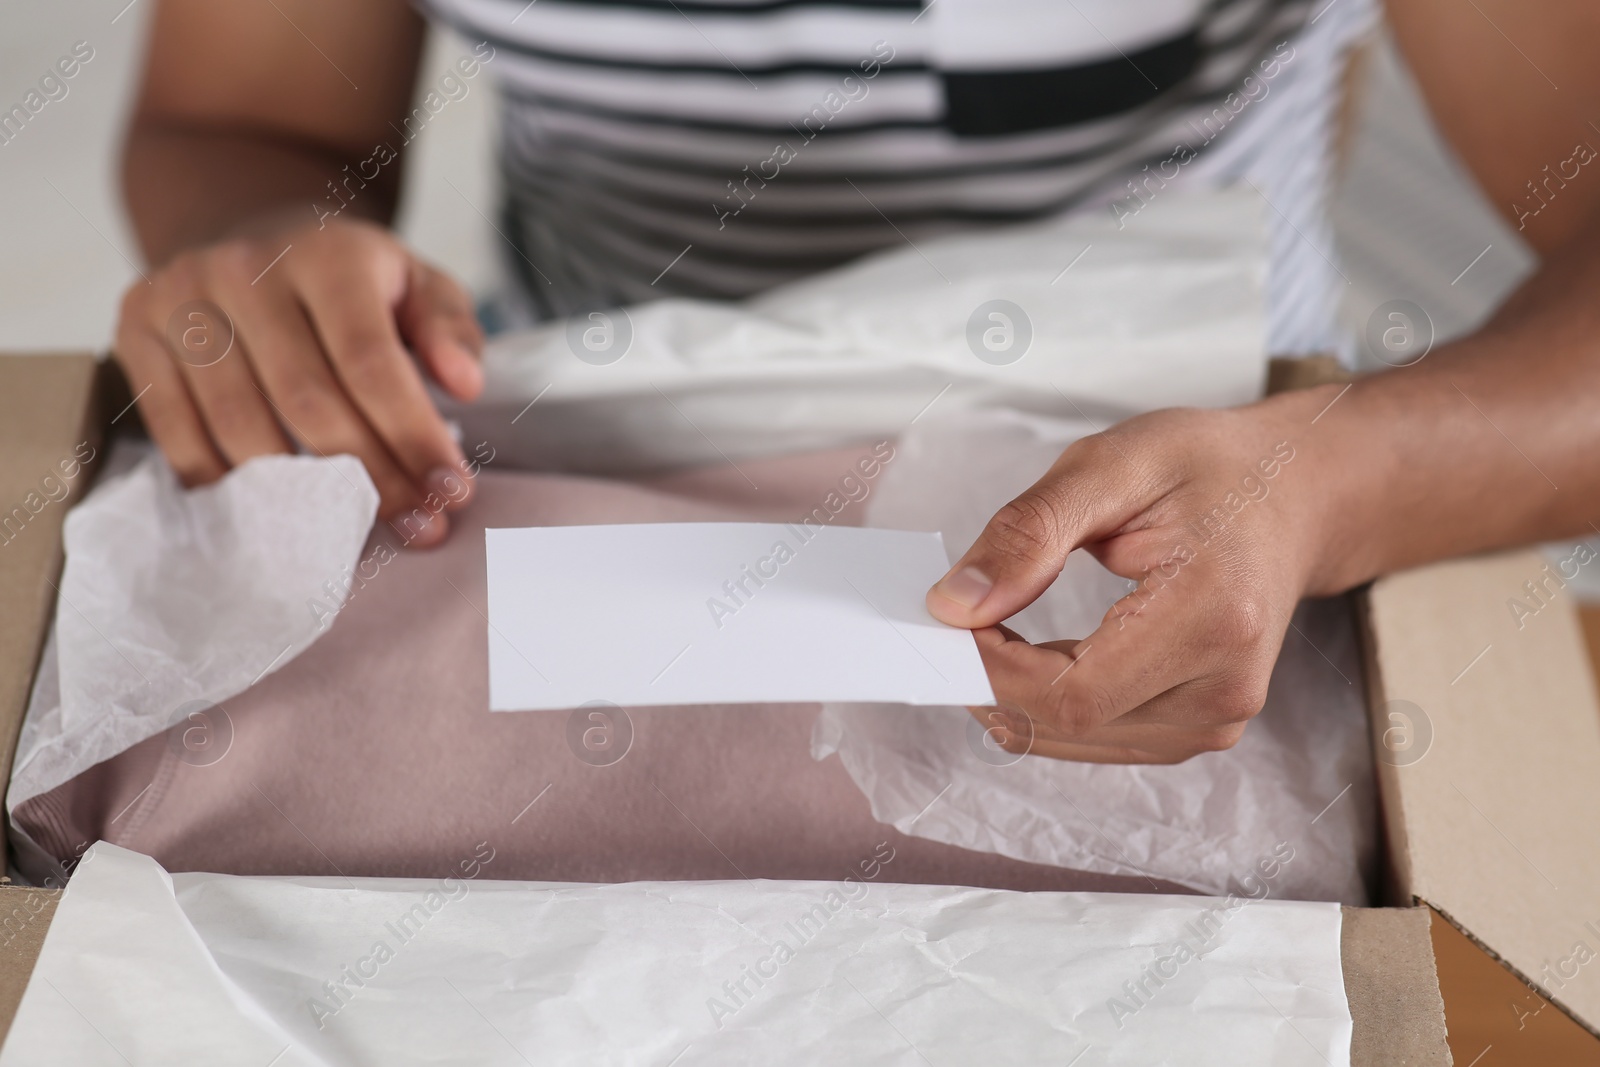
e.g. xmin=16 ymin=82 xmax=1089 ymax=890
xmin=2 ymin=352 xmax=1599 ymax=1065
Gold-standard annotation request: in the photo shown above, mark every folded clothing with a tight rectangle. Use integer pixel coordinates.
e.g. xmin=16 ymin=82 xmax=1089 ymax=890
xmin=14 ymin=445 xmax=1184 ymax=895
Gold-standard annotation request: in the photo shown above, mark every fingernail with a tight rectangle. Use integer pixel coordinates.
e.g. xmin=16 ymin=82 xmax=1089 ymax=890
xmin=934 ymin=566 xmax=993 ymax=609
xmin=427 ymin=465 xmax=473 ymax=509
xmin=395 ymin=508 xmax=448 ymax=549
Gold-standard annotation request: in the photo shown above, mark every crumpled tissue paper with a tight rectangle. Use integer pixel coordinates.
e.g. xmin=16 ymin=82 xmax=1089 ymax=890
xmin=7 ymin=449 xmax=377 ymax=818
xmin=442 ymin=188 xmax=1269 ymax=475
xmin=0 ymin=842 xmax=1353 ymax=1066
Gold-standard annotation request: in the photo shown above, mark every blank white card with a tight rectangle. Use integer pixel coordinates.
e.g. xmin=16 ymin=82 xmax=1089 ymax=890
xmin=484 ymin=523 xmax=995 ymax=711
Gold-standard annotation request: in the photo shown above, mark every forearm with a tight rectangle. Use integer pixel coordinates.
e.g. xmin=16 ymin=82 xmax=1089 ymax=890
xmin=122 ymin=120 xmax=404 ymax=266
xmin=1296 ymin=211 xmax=1600 ymax=594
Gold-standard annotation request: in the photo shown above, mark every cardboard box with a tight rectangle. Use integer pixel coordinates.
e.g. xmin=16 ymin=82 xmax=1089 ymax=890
xmin=4 ymin=350 xmax=1597 ymax=1064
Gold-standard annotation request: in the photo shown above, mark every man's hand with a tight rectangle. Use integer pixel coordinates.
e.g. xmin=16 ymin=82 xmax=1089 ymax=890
xmin=113 ymin=216 xmax=485 ymax=546
xmin=927 ymin=394 xmax=1332 ymax=764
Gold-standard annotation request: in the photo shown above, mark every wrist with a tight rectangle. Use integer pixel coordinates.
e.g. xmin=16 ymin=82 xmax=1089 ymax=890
xmin=1250 ymin=382 xmax=1396 ymax=598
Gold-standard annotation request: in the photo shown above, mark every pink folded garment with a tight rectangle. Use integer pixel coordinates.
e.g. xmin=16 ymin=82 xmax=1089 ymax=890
xmin=16 ymin=444 xmax=1186 ymax=894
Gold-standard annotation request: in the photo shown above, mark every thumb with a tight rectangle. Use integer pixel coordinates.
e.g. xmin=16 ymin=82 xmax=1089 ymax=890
xmin=397 ymin=258 xmax=485 ymax=402
xmin=927 ymin=448 xmax=1137 ymax=628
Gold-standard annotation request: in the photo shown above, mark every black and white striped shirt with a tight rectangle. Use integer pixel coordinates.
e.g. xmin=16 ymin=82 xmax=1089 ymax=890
xmin=423 ymin=0 xmax=1376 ymax=355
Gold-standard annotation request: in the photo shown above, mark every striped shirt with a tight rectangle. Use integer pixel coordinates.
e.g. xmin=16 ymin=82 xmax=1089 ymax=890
xmin=423 ymin=0 xmax=1376 ymax=356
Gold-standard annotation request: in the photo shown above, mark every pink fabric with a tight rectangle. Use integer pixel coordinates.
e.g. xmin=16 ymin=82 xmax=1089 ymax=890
xmin=18 ymin=445 xmax=1187 ymax=895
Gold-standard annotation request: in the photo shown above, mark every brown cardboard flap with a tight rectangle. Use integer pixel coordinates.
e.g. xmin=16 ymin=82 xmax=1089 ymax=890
xmin=1342 ymin=906 xmax=1451 ymax=1066
xmin=0 ymin=354 xmax=107 ymax=868
xmin=0 ymin=886 xmax=57 ymax=1048
xmin=1363 ymin=550 xmax=1600 ymax=1036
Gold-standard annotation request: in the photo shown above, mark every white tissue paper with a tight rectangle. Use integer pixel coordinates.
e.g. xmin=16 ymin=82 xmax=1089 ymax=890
xmin=7 ymin=450 xmax=378 ymax=818
xmin=0 ymin=842 xmax=1353 ymax=1066
xmin=442 ymin=188 xmax=1269 ymax=474
xmin=815 ymin=410 xmax=1378 ymax=904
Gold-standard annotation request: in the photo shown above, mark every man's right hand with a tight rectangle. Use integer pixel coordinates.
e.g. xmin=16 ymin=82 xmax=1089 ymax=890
xmin=113 ymin=216 xmax=485 ymax=546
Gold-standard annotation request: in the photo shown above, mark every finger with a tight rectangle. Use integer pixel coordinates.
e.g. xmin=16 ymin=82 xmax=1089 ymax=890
xmin=112 ymin=321 xmax=228 ymax=486
xmin=1106 ymin=674 xmax=1266 ymax=728
xmin=1025 ymin=742 xmax=1155 ymax=763
xmin=927 ymin=434 xmax=1151 ymax=628
xmin=966 ymin=705 xmax=1244 ymax=764
xmin=981 ymin=572 xmax=1279 ymax=738
xmin=971 ymin=624 xmax=1173 ymax=737
xmin=1077 ymin=579 xmax=1283 ymax=729
xmin=965 ymin=704 xmax=1173 ymax=762
xmin=1014 ymin=735 xmax=1201 ymax=765
xmin=167 ymin=326 xmax=296 ymax=467
xmin=291 ymin=251 xmax=472 ymax=507
xmin=971 ymin=592 xmax=1196 ymax=737
xmin=216 ymin=275 xmax=449 ymax=547
xmin=396 ymin=258 xmax=484 ymax=402
xmin=995 ymin=727 xmax=1165 ymax=763
xmin=1002 ymin=705 xmax=1248 ymax=754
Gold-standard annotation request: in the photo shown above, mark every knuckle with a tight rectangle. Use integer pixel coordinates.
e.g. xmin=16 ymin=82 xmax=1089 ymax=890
xmin=111 ymin=326 xmax=151 ymax=373
xmin=1192 ymin=723 xmax=1248 ymax=754
xmin=335 ymin=215 xmax=384 ymax=243
xmin=1208 ymin=595 xmax=1270 ymax=650
xmin=334 ymin=220 xmax=399 ymax=266
xmin=208 ymin=241 xmax=260 ymax=287
xmin=333 ymin=334 xmax=395 ymax=388
xmin=1069 ymin=431 xmax=1120 ymax=468
xmin=275 ymin=378 xmax=333 ymax=427
xmin=197 ymin=387 xmax=259 ymax=436
xmin=986 ymin=492 xmax=1066 ymax=568
xmin=1214 ymin=678 xmax=1270 ymax=724
xmin=117 ymin=282 xmax=150 ymax=324
xmin=1042 ymin=681 xmax=1110 ymax=736
xmin=1036 ymin=696 xmax=1081 ymax=737
xmin=160 ymin=251 xmax=205 ymax=295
